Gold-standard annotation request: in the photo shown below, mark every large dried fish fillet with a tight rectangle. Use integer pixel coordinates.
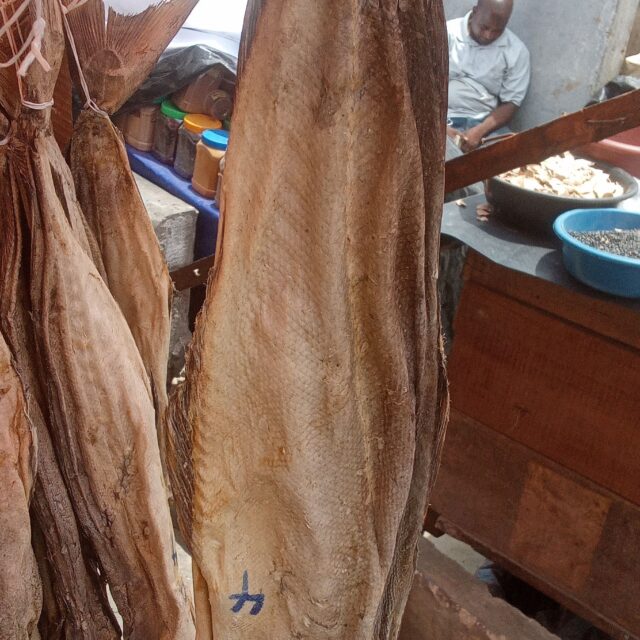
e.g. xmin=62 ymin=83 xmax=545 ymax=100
xmin=20 ymin=132 xmax=194 ymax=640
xmin=169 ymin=1 xmax=449 ymax=638
xmin=1 ymin=131 xmax=119 ymax=640
xmin=70 ymin=111 xmax=172 ymax=470
xmin=64 ymin=0 xmax=198 ymax=466
xmin=0 ymin=331 xmax=41 ymax=639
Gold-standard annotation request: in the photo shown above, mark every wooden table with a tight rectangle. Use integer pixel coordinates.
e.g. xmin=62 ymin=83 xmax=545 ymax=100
xmin=429 ymin=200 xmax=640 ymax=640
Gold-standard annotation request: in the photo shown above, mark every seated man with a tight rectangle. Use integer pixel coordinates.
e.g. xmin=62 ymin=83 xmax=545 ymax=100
xmin=447 ymin=0 xmax=530 ymax=152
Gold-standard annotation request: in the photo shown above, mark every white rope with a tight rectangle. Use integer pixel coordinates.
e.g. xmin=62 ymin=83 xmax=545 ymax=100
xmin=0 ymin=0 xmax=94 ymax=112
xmin=21 ymin=97 xmax=53 ymax=109
xmin=58 ymin=0 xmax=109 ymax=118
xmin=17 ymin=16 xmax=50 ymax=76
xmin=0 ymin=26 xmax=34 ymax=68
xmin=0 ymin=0 xmax=50 ymax=74
xmin=0 ymin=0 xmax=31 ymax=41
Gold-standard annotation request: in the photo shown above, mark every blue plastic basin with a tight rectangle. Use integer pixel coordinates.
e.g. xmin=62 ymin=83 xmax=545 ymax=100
xmin=553 ymin=209 xmax=640 ymax=298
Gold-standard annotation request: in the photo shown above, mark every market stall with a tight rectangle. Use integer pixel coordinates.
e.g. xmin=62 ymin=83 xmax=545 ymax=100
xmin=428 ymin=190 xmax=640 ymax=640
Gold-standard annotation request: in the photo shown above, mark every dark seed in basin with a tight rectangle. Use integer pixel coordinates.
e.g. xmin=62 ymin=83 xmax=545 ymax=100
xmin=570 ymin=229 xmax=640 ymax=259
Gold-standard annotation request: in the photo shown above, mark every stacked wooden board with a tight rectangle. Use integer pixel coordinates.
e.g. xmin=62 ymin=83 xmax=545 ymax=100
xmin=430 ymin=251 xmax=640 ymax=640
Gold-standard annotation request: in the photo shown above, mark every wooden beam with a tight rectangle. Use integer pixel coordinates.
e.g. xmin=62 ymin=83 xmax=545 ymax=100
xmin=445 ymin=89 xmax=640 ymax=193
xmin=398 ymin=537 xmax=559 ymax=640
xmin=171 ymin=91 xmax=640 ymax=291
xmin=170 ymin=255 xmax=215 ymax=291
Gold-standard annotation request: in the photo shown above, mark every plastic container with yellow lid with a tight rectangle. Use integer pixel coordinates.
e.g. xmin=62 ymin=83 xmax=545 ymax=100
xmin=173 ymin=113 xmax=221 ymax=179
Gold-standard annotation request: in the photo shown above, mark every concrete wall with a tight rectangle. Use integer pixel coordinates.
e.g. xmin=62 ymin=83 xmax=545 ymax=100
xmin=626 ymin=6 xmax=640 ymax=55
xmin=444 ymin=0 xmax=640 ymax=130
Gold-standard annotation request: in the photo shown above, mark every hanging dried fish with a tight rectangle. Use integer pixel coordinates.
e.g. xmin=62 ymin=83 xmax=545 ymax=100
xmin=71 ymin=110 xmax=174 ymax=468
xmin=20 ymin=130 xmax=194 ymax=638
xmin=1 ymin=4 xmax=117 ymax=636
xmin=0 ymin=331 xmax=41 ymax=639
xmin=1 ymin=1 xmax=194 ymax=636
xmin=65 ymin=0 xmax=198 ymax=469
xmin=0 ymin=153 xmax=120 ymax=639
xmin=168 ymin=0 xmax=449 ymax=638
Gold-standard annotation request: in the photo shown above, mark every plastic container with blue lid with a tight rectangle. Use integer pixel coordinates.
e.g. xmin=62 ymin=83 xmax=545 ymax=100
xmin=193 ymin=129 xmax=229 ymax=198
xmin=202 ymin=129 xmax=229 ymax=148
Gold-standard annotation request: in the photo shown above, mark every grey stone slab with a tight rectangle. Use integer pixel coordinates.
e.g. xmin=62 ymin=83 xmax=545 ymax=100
xmin=135 ymin=174 xmax=197 ymax=271
xmin=135 ymin=174 xmax=197 ymax=379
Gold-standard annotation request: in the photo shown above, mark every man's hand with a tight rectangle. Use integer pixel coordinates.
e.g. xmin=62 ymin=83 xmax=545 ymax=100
xmin=447 ymin=125 xmax=461 ymax=140
xmin=460 ymin=126 xmax=484 ymax=152
xmin=459 ymin=103 xmax=519 ymax=152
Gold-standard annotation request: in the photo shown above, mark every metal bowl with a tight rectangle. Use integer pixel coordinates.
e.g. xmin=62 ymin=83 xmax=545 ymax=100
xmin=485 ymin=163 xmax=638 ymax=238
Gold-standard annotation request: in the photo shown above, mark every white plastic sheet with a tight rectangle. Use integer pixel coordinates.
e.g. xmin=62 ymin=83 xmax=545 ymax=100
xmin=105 ymin=0 xmax=246 ymax=31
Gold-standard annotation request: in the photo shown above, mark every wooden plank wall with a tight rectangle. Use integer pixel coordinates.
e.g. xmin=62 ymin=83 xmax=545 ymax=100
xmin=430 ymin=252 xmax=640 ymax=640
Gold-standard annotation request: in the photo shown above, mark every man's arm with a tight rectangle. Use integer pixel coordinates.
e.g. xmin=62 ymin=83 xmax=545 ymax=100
xmin=459 ymin=102 xmax=518 ymax=152
xmin=460 ymin=42 xmax=531 ymax=152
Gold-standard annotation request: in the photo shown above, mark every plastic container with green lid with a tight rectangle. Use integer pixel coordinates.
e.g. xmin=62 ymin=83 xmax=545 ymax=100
xmin=192 ymin=129 xmax=229 ymax=199
xmin=162 ymin=101 xmax=187 ymax=120
xmin=174 ymin=114 xmax=221 ymax=179
xmin=152 ymin=100 xmax=187 ymax=164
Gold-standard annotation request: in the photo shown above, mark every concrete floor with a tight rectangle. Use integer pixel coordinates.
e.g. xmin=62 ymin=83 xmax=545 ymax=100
xmin=424 ymin=532 xmax=487 ymax=576
xmin=176 ymin=539 xmax=194 ymax=597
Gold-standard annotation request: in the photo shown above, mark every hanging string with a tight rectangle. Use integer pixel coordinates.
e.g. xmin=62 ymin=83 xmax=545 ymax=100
xmin=0 ymin=0 xmax=54 ymax=111
xmin=0 ymin=0 xmax=107 ymax=117
xmin=0 ymin=0 xmax=31 ymax=46
xmin=0 ymin=0 xmax=50 ymax=73
xmin=21 ymin=97 xmax=53 ymax=109
xmin=17 ymin=15 xmax=51 ymax=75
xmin=57 ymin=0 xmax=108 ymax=118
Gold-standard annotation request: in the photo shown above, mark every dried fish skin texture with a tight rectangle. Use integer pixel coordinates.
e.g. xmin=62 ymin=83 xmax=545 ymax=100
xmin=169 ymin=1 xmax=449 ymax=638
xmin=22 ymin=133 xmax=194 ymax=640
xmin=0 ymin=332 xmax=42 ymax=640
xmin=0 ymin=116 xmax=120 ymax=640
xmin=70 ymin=110 xmax=172 ymax=467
